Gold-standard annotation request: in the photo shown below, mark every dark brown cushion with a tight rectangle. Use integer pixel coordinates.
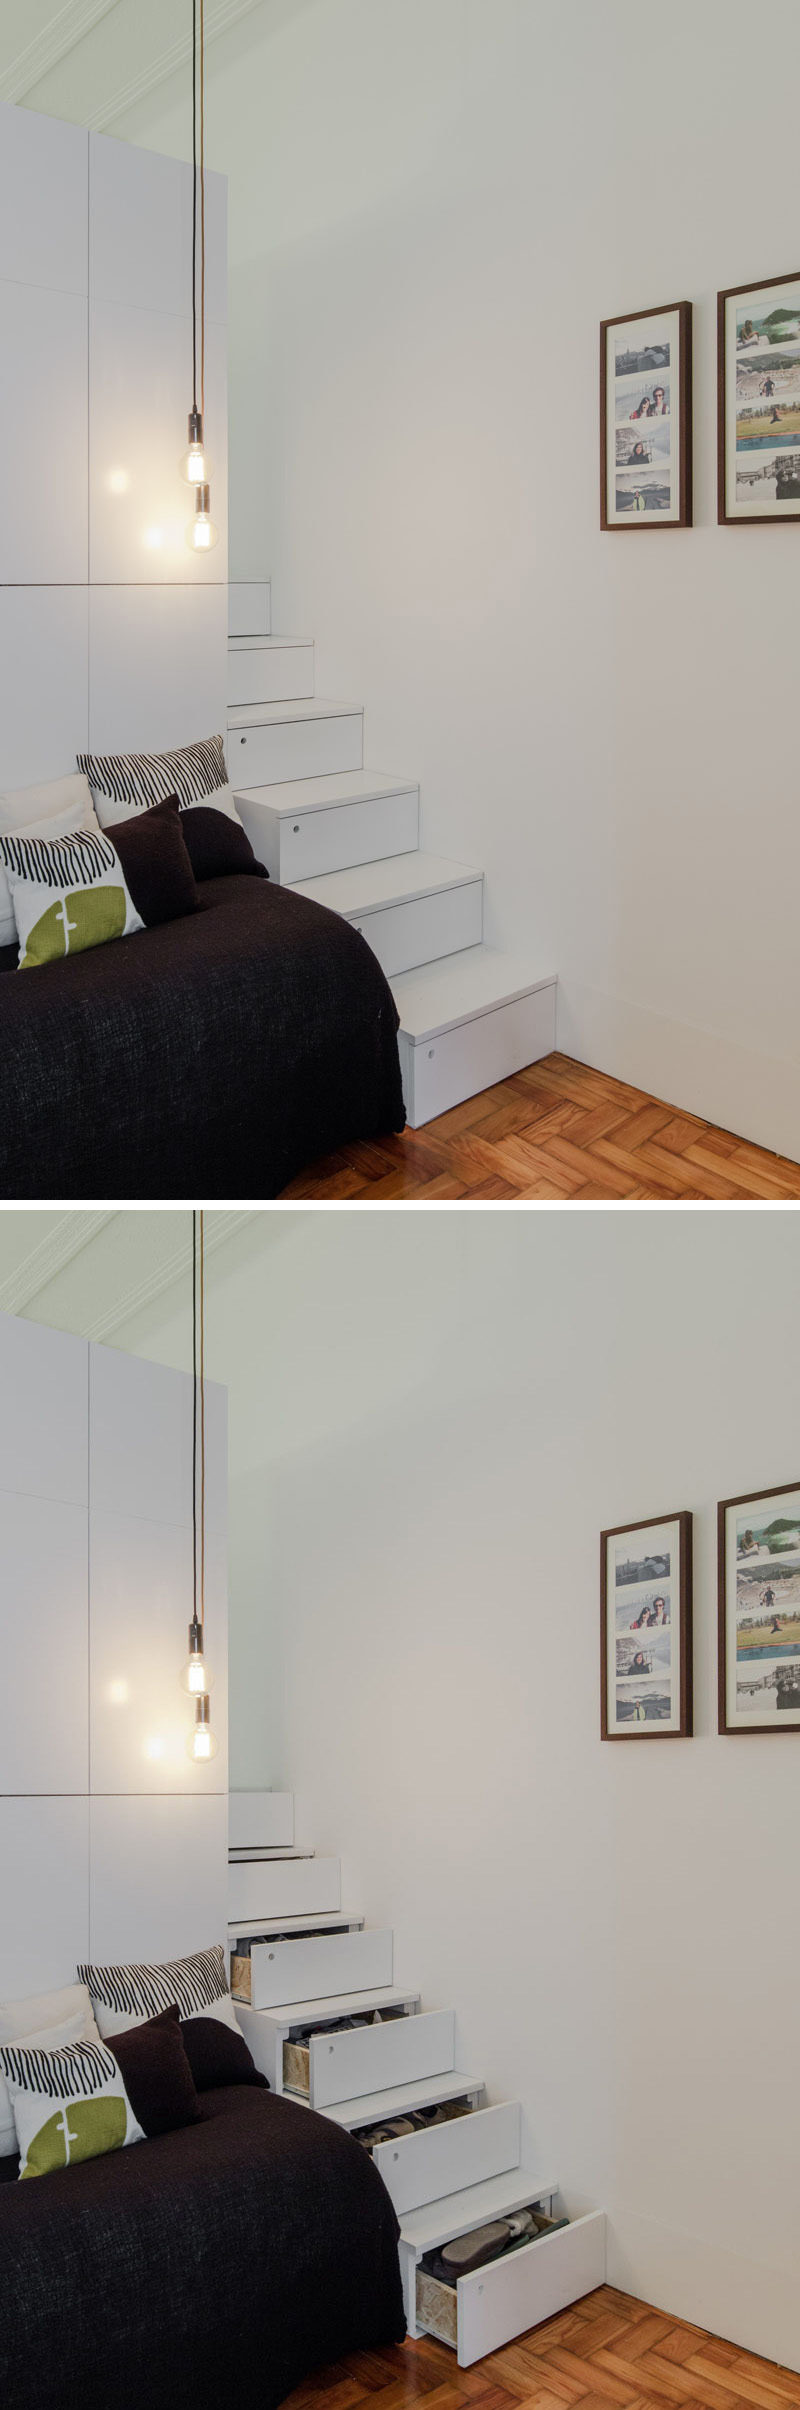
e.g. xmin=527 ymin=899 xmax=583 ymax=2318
xmin=179 ymin=802 xmax=269 ymax=884
xmin=108 ymin=2004 xmax=202 ymax=2136
xmin=180 ymin=2013 xmax=268 ymax=2094
xmin=108 ymin=796 xmax=199 ymax=927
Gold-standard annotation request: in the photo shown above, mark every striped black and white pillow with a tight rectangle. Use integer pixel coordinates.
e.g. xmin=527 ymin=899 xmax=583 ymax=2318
xmin=76 ymin=736 xmax=264 ymax=885
xmin=77 ymin=1946 xmax=239 ymax=2041
xmin=0 ymin=2037 xmax=143 ymax=2180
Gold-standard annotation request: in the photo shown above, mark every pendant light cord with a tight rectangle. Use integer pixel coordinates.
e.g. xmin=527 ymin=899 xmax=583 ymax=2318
xmin=200 ymin=0 xmax=206 ymax=422
xmin=200 ymin=1210 xmax=206 ymax=1623
xmin=191 ymin=0 xmax=198 ymax=416
xmin=192 ymin=1209 xmax=198 ymax=1623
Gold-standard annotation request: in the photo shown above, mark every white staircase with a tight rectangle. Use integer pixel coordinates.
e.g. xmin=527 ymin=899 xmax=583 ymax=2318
xmin=227 ymin=582 xmax=557 ymax=1128
xmin=228 ymin=1791 xmax=605 ymax=2369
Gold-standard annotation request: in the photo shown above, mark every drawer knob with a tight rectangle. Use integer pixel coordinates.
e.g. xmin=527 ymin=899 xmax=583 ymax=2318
xmin=328 ymin=2043 xmax=335 ymax=2054
xmin=268 ymin=1952 xmax=275 ymax=1960
xmin=293 ymin=824 xmax=300 ymax=833
xmin=428 ymin=1047 xmax=435 ymax=1059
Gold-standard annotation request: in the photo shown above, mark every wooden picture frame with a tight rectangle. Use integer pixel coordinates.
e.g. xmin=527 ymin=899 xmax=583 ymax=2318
xmin=718 ymin=269 xmax=800 ymax=523
xmin=601 ymin=1510 xmax=693 ymax=1739
xmin=600 ymin=301 xmax=692 ymax=530
xmin=718 ymin=1480 xmax=800 ymax=1732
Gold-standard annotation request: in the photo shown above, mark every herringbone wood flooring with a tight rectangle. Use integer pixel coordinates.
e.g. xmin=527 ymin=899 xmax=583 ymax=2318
xmin=280 ymin=1056 xmax=800 ymax=1201
xmin=283 ymin=2284 xmax=799 ymax=2410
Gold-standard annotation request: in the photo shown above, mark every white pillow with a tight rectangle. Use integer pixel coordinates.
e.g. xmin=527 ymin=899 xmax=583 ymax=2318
xmin=0 ymin=1983 xmax=100 ymax=2158
xmin=0 ymin=775 xmax=99 ymax=949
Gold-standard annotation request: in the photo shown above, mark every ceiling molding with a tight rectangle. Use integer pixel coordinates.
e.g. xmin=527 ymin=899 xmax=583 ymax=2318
xmin=0 ymin=0 xmax=121 ymax=105
xmin=0 ymin=1210 xmax=116 ymax=1314
xmin=84 ymin=1209 xmax=254 ymax=1341
xmin=88 ymin=0 xmax=263 ymax=130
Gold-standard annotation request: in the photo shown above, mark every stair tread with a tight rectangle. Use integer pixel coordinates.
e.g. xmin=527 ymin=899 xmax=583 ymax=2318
xmin=227 ymin=696 xmax=362 ymax=729
xmin=228 ymin=635 xmax=311 ymax=651
xmin=291 ymin=852 xmax=481 ymax=916
xmin=322 ymin=2071 xmax=482 ymax=2131
xmin=228 ymin=1847 xmax=314 ymax=1862
xmin=392 ymin=946 xmax=557 ymax=1041
xmin=399 ymin=2166 xmax=557 ymax=2254
xmin=252 ymin=1986 xmax=421 ymax=2028
xmin=233 ymin=769 xmax=418 ymax=817
xmin=229 ymin=1911 xmax=365 ymax=1939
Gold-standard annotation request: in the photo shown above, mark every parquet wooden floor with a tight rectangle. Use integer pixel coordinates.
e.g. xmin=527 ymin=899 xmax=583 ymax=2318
xmin=282 ymin=2283 xmax=799 ymax=2410
xmin=280 ymin=1055 xmax=800 ymax=1201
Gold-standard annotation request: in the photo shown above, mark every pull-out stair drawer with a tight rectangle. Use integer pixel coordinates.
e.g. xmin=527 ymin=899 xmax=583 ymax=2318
xmin=228 ymin=1855 xmax=340 ymax=1924
xmin=413 ymin=2206 xmax=606 ymax=2367
xmin=292 ymin=2006 xmax=456 ymax=2112
xmin=235 ymin=1925 xmax=393 ymax=2011
xmin=373 ymin=2100 xmax=522 ymax=2216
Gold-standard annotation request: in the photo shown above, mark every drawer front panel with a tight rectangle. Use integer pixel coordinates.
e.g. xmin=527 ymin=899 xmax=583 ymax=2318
xmin=282 ymin=789 xmax=419 ymax=882
xmin=310 ymin=2007 xmax=455 ymax=2110
xmin=227 ymin=712 xmax=363 ymax=787
xmin=373 ymin=2100 xmax=521 ymax=2216
xmin=228 ymin=1855 xmax=341 ymax=1924
xmin=401 ymin=983 xmax=556 ymax=1129
xmin=251 ymin=1926 xmax=393 ymax=2010
xmin=228 ymin=645 xmax=314 ymax=707
xmin=353 ymin=881 xmax=482 ymax=980
xmin=456 ymin=2210 xmax=606 ymax=2367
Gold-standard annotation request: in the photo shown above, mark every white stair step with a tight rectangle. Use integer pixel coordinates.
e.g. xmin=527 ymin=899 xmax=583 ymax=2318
xmin=291 ymin=852 xmax=483 ymax=980
xmin=228 ymin=1790 xmax=294 ymax=1851
xmin=228 ymin=580 xmax=271 ymax=637
xmin=228 ymin=1853 xmax=340 ymax=1925
xmin=228 ymin=1911 xmax=364 ymax=1940
xmin=227 ymin=697 xmax=363 ymax=788
xmin=235 ymin=769 xmax=419 ymax=882
xmin=399 ymin=2166 xmax=558 ymax=2257
xmin=239 ymin=1923 xmax=394 ymax=2009
xmin=228 ymin=1847 xmax=313 ymax=1862
xmin=252 ymin=1984 xmax=417 ymax=2030
xmin=228 ymin=638 xmax=314 ymax=707
xmin=373 ymin=2100 xmax=523 ymax=2217
xmin=391 ymin=946 xmax=558 ymax=1129
xmin=323 ymin=2069 xmax=484 ymax=2132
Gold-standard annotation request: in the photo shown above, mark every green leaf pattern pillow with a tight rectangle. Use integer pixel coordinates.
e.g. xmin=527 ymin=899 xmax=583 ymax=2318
xmin=0 ymin=824 xmax=142 ymax=970
xmin=0 ymin=2037 xmax=144 ymax=2179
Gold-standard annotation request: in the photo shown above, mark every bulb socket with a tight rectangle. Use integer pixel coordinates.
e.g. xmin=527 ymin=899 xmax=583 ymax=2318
xmin=188 ymin=406 xmax=203 ymax=445
xmin=195 ymin=483 xmax=211 ymax=515
xmin=195 ymin=1695 xmax=211 ymax=1728
xmin=187 ymin=1618 xmax=204 ymax=1657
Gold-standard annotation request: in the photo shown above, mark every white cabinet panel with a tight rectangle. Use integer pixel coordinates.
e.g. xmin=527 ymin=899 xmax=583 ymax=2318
xmin=89 ymin=1795 xmax=228 ymax=1965
xmin=88 ymin=584 xmax=227 ymax=754
xmin=90 ymin=1346 xmax=226 ymax=1535
xmin=89 ymin=298 xmax=227 ymax=585
xmin=0 ymin=1493 xmax=88 ymax=1796
xmin=0 ymin=104 xmax=87 ymax=295
xmin=0 ymin=588 xmax=89 ymax=789
xmin=0 ymin=1317 xmax=87 ymax=1504
xmin=90 ymin=138 xmax=226 ymax=326
xmin=89 ymin=1510 xmax=227 ymax=1796
xmin=0 ymin=282 xmax=87 ymax=583
xmin=0 ymin=1798 xmax=89 ymax=1997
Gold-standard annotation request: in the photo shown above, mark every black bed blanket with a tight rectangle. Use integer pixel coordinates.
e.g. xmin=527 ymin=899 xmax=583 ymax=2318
xmin=0 ymin=2085 xmax=406 ymax=2410
xmin=0 ymin=875 xmax=405 ymax=1199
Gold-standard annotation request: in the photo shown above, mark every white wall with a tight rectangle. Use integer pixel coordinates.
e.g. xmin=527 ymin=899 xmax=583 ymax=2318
xmin=0 ymin=105 xmax=228 ymax=785
xmin=116 ymin=0 xmax=800 ymax=1159
xmin=116 ymin=1207 xmax=800 ymax=2368
xmin=0 ymin=1315 xmax=228 ymax=2000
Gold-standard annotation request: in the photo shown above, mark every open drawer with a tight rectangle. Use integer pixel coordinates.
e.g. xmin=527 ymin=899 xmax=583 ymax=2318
xmin=287 ymin=2006 xmax=455 ymax=2110
xmin=414 ymin=2207 xmax=606 ymax=2367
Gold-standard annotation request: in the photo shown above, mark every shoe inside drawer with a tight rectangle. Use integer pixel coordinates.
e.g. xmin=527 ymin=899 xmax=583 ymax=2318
xmin=416 ymin=2208 xmax=606 ymax=2367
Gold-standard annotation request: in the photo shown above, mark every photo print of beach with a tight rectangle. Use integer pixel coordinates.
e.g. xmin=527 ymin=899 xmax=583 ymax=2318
xmin=601 ymin=304 xmax=690 ymax=527
xmin=720 ymin=273 xmax=800 ymax=519
xmin=719 ymin=1485 xmax=800 ymax=1730
xmin=601 ymin=1513 xmax=692 ymax=1738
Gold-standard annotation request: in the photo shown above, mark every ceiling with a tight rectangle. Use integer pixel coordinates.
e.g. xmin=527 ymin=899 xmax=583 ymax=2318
xmin=0 ymin=1209 xmax=291 ymax=1344
xmin=0 ymin=0 xmax=266 ymax=133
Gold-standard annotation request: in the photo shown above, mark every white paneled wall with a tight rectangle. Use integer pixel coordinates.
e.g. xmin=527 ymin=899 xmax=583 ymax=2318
xmin=0 ymin=1314 xmax=228 ymax=2000
xmin=0 ymin=104 xmax=227 ymax=789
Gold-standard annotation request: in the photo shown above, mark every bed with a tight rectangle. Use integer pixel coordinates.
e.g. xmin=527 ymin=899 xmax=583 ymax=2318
xmin=0 ymin=2080 xmax=406 ymax=2410
xmin=0 ymin=873 xmax=405 ymax=1200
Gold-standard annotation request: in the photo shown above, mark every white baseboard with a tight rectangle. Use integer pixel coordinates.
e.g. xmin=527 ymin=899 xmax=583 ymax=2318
xmin=607 ymin=2201 xmax=800 ymax=2374
xmin=557 ymin=977 xmax=800 ymax=1169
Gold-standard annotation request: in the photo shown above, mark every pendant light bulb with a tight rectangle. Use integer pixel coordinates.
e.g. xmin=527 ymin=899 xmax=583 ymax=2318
xmin=181 ymin=1617 xmax=213 ymax=1696
xmin=180 ymin=407 xmax=210 ymax=485
xmin=187 ymin=1696 xmax=218 ymax=1762
xmin=187 ymin=483 xmax=219 ymax=551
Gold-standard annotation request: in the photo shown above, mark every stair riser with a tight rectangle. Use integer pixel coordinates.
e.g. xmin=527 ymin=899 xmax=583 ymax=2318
xmin=237 ymin=787 xmax=419 ymax=883
xmin=228 ymin=1855 xmax=341 ymax=1924
xmin=399 ymin=982 xmax=556 ymax=1129
xmin=308 ymin=2008 xmax=456 ymax=2111
xmin=247 ymin=1927 xmax=394 ymax=2011
xmin=373 ymin=2100 xmax=522 ymax=2216
xmin=229 ymin=1792 xmax=294 ymax=1850
xmin=228 ymin=581 xmax=271 ymax=638
xmin=350 ymin=880 xmax=483 ymax=980
xmin=228 ymin=646 xmax=314 ymax=708
xmin=227 ymin=712 xmax=363 ymax=786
